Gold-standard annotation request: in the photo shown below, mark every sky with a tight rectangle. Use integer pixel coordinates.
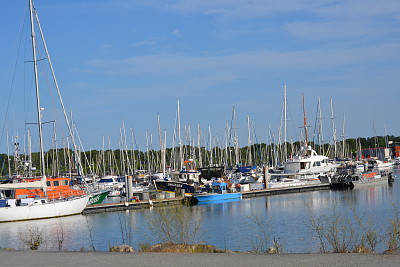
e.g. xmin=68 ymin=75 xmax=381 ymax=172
xmin=0 ymin=0 xmax=399 ymax=153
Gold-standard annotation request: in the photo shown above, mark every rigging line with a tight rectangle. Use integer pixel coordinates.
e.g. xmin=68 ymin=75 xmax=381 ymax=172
xmin=0 ymin=3 xmax=30 ymax=152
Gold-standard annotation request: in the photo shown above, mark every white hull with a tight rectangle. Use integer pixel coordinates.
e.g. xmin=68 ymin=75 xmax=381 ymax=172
xmin=268 ymin=179 xmax=307 ymax=189
xmin=376 ymin=162 xmax=394 ymax=170
xmin=0 ymin=196 xmax=89 ymax=223
xmin=352 ymin=175 xmax=389 ymax=187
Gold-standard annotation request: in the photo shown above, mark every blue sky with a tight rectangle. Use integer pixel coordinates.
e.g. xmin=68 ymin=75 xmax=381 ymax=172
xmin=0 ymin=0 xmax=399 ymax=152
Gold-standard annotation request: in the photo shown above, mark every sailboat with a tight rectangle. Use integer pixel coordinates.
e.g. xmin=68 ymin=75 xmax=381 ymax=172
xmin=0 ymin=0 xmax=89 ymax=223
xmin=270 ymin=96 xmax=338 ymax=185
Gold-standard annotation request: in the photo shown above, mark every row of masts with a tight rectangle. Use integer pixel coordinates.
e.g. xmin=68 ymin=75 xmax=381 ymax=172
xmin=1 ymin=1 xmax=391 ymax=181
xmin=3 ymin=84 xmax=356 ymax=179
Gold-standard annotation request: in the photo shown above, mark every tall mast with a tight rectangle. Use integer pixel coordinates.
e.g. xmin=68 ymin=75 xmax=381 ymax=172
xmin=197 ymin=123 xmax=202 ymax=168
xmin=177 ymin=99 xmax=183 ymax=170
xmin=208 ymin=125 xmax=213 ymax=165
xmin=302 ymin=95 xmax=309 ymax=146
xmin=247 ymin=114 xmax=252 ymax=166
xmin=330 ymin=97 xmax=337 ymax=158
xmin=29 ymin=0 xmax=46 ymax=178
xmin=27 ymin=129 xmax=33 ymax=177
xmin=317 ymin=97 xmax=324 ymax=155
xmin=163 ymin=130 xmax=166 ymax=178
xmin=341 ymin=113 xmax=346 ymax=158
xmin=157 ymin=113 xmax=163 ymax=171
xmin=283 ymin=83 xmax=287 ymax=160
xmin=6 ymin=131 xmax=12 ymax=177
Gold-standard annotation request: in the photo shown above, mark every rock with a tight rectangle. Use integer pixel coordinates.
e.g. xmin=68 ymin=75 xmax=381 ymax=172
xmin=109 ymin=245 xmax=135 ymax=253
xmin=141 ymin=243 xmax=228 ymax=253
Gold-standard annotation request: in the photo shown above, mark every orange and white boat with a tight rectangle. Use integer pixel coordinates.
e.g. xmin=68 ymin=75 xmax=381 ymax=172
xmin=12 ymin=177 xmax=86 ymax=200
xmin=0 ymin=0 xmax=89 ymax=223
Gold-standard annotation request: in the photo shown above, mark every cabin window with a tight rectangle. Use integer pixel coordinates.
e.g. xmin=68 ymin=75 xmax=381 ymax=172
xmin=46 ymin=181 xmax=51 ymax=186
xmin=61 ymin=180 xmax=68 ymax=186
xmin=316 ymin=161 xmax=321 ymax=166
xmin=300 ymin=162 xmax=306 ymax=169
xmin=99 ymin=178 xmax=113 ymax=183
xmin=53 ymin=181 xmax=60 ymax=186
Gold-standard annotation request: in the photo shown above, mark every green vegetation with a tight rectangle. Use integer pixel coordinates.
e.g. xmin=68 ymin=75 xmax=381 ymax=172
xmin=144 ymin=205 xmax=203 ymax=245
xmin=19 ymin=226 xmax=44 ymax=250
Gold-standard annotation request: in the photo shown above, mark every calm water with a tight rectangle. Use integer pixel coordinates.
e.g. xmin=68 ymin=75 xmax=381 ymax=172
xmin=1 ymin=167 xmax=399 ymax=252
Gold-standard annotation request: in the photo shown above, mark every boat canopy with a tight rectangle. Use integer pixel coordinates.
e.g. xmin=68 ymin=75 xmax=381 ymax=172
xmin=0 ymin=180 xmax=46 ymax=190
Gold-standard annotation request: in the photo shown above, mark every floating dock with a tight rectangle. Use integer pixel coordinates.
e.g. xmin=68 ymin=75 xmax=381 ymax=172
xmin=241 ymin=183 xmax=330 ymax=198
xmin=83 ymin=197 xmax=183 ymax=214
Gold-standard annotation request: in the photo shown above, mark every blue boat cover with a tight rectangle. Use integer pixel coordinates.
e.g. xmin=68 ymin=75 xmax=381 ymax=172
xmin=236 ymin=165 xmax=256 ymax=173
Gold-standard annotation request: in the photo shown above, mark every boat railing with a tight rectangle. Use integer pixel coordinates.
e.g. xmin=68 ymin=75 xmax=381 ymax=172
xmin=46 ymin=189 xmax=86 ymax=200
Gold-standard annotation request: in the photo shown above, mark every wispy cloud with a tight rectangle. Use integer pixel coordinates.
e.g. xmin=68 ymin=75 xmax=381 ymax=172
xmin=80 ymin=41 xmax=400 ymax=76
xmin=133 ymin=38 xmax=157 ymax=47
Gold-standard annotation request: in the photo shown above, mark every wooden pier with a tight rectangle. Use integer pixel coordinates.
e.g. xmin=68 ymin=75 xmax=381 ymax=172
xmin=83 ymin=183 xmax=330 ymax=214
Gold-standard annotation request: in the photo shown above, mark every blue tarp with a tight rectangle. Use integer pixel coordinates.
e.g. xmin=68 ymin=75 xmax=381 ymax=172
xmin=236 ymin=165 xmax=256 ymax=173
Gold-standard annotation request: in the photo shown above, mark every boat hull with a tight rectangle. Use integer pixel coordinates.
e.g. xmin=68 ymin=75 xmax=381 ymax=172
xmin=352 ymin=175 xmax=390 ymax=187
xmin=194 ymin=192 xmax=242 ymax=202
xmin=0 ymin=195 xmax=89 ymax=223
xmin=88 ymin=191 xmax=109 ymax=205
xmin=155 ymin=181 xmax=196 ymax=194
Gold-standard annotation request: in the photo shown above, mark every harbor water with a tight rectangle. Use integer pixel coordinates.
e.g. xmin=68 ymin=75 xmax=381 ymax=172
xmin=1 ymin=167 xmax=399 ymax=253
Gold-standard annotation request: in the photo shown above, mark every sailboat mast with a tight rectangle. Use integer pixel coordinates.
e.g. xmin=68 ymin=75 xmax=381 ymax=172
xmin=283 ymin=83 xmax=287 ymax=160
xmin=330 ymin=97 xmax=337 ymax=159
xmin=177 ymin=99 xmax=183 ymax=170
xmin=341 ymin=113 xmax=346 ymax=158
xmin=302 ymin=95 xmax=308 ymax=146
xmin=29 ymin=0 xmax=46 ymax=178
xmin=317 ymin=97 xmax=324 ymax=155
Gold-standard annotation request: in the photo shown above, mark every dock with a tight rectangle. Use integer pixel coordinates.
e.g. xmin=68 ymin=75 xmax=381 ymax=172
xmin=83 ymin=197 xmax=184 ymax=214
xmin=83 ymin=183 xmax=330 ymax=214
xmin=242 ymin=183 xmax=331 ymax=198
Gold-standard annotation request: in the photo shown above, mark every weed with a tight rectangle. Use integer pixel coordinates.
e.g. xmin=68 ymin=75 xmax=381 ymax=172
xmin=19 ymin=226 xmax=44 ymax=250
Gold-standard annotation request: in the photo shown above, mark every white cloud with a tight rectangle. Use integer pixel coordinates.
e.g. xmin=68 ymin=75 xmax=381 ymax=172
xmin=133 ymin=39 xmax=157 ymax=47
xmin=172 ymin=29 xmax=181 ymax=37
xmin=81 ymin=42 xmax=400 ymax=77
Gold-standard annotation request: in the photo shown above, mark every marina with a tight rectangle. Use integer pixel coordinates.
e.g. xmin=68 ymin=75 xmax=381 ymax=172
xmin=1 ymin=0 xmax=400 ymax=257
xmin=0 ymin=167 xmax=398 ymax=252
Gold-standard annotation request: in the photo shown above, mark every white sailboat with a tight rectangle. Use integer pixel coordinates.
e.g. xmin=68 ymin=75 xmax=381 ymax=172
xmin=0 ymin=0 xmax=88 ymax=223
xmin=271 ymin=95 xmax=338 ymax=185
